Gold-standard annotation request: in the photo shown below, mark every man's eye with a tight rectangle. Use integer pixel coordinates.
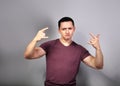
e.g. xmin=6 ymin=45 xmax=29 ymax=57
xmin=68 ymin=28 xmax=72 ymax=30
xmin=62 ymin=28 xmax=66 ymax=30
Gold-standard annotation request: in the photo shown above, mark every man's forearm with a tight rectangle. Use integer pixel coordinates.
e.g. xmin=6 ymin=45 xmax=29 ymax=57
xmin=95 ymin=48 xmax=104 ymax=69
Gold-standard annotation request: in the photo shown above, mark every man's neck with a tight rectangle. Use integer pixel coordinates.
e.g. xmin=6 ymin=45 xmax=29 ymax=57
xmin=59 ymin=38 xmax=72 ymax=46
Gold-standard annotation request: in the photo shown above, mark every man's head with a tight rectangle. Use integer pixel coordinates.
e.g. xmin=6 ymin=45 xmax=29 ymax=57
xmin=58 ymin=17 xmax=75 ymax=28
xmin=58 ymin=17 xmax=75 ymax=41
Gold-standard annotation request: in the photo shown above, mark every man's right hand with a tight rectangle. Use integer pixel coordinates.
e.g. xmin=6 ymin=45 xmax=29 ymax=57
xmin=34 ymin=27 xmax=48 ymax=42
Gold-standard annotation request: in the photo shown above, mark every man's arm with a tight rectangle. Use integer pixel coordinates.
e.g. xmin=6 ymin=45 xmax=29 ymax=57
xmin=24 ymin=27 xmax=48 ymax=59
xmin=83 ymin=33 xmax=103 ymax=69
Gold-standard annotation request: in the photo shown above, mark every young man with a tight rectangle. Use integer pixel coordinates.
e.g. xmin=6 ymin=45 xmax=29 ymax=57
xmin=24 ymin=17 xmax=103 ymax=86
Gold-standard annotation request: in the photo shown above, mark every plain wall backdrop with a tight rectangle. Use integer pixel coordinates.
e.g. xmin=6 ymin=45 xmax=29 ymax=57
xmin=0 ymin=0 xmax=120 ymax=86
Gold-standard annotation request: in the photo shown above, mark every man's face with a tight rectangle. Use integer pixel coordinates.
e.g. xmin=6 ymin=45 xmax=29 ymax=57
xmin=59 ymin=21 xmax=75 ymax=40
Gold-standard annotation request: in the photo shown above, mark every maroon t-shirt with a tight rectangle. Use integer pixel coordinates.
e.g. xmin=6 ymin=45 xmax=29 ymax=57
xmin=40 ymin=39 xmax=90 ymax=84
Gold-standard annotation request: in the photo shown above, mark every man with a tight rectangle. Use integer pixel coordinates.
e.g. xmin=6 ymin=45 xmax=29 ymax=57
xmin=24 ymin=17 xmax=103 ymax=86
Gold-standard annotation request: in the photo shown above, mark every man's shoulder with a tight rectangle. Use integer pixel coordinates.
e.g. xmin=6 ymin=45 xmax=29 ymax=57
xmin=40 ymin=39 xmax=58 ymax=49
xmin=72 ymin=41 xmax=86 ymax=49
xmin=72 ymin=41 xmax=82 ymax=46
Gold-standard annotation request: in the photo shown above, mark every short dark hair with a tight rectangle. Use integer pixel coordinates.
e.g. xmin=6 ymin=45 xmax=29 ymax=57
xmin=58 ymin=17 xmax=75 ymax=28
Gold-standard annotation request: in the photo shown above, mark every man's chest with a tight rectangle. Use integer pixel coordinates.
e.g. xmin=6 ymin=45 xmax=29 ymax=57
xmin=46 ymin=45 xmax=81 ymax=66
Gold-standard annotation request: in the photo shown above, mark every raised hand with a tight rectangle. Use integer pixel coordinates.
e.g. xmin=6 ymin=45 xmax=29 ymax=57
xmin=34 ymin=27 xmax=48 ymax=42
xmin=88 ymin=33 xmax=101 ymax=50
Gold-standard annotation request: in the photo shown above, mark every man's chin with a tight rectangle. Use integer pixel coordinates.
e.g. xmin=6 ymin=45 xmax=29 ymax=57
xmin=64 ymin=37 xmax=71 ymax=40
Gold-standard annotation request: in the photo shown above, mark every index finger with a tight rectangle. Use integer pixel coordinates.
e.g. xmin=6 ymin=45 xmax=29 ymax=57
xmin=89 ymin=33 xmax=96 ymax=38
xmin=41 ymin=27 xmax=48 ymax=32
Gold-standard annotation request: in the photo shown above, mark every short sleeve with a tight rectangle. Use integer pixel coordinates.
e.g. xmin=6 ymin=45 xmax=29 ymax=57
xmin=40 ymin=41 xmax=50 ymax=53
xmin=39 ymin=39 xmax=56 ymax=53
xmin=80 ymin=47 xmax=91 ymax=61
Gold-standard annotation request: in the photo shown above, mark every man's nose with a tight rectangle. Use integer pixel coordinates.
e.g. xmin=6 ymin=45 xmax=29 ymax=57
xmin=66 ymin=29 xmax=69 ymax=33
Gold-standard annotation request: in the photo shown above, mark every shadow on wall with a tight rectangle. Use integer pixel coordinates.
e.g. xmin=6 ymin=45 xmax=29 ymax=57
xmin=76 ymin=66 xmax=89 ymax=86
xmin=76 ymin=64 xmax=120 ymax=86
xmin=0 ymin=1 xmax=55 ymax=86
xmin=102 ymin=73 xmax=120 ymax=86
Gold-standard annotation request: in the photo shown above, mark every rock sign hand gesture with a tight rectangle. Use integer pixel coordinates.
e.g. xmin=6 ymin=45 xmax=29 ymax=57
xmin=88 ymin=33 xmax=101 ymax=50
xmin=34 ymin=27 xmax=48 ymax=42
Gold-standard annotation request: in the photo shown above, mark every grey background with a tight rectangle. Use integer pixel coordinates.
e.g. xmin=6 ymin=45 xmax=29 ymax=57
xmin=0 ymin=0 xmax=120 ymax=86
